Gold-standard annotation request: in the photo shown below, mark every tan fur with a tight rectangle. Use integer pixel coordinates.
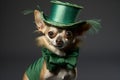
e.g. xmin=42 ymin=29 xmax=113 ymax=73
xmin=23 ymin=73 xmax=29 ymax=80
xmin=40 ymin=61 xmax=46 ymax=80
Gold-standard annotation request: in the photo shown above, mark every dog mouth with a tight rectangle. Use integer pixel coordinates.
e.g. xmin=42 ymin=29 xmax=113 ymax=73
xmin=47 ymin=38 xmax=65 ymax=49
xmin=55 ymin=42 xmax=66 ymax=49
xmin=52 ymin=43 xmax=64 ymax=49
xmin=54 ymin=45 xmax=64 ymax=49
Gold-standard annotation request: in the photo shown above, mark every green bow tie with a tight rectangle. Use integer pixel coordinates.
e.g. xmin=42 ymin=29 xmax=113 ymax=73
xmin=42 ymin=48 xmax=79 ymax=71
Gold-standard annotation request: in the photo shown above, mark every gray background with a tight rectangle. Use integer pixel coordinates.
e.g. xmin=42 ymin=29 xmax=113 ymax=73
xmin=0 ymin=0 xmax=120 ymax=80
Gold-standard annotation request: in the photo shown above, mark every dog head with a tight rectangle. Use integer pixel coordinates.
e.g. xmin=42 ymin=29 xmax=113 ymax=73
xmin=34 ymin=10 xmax=91 ymax=50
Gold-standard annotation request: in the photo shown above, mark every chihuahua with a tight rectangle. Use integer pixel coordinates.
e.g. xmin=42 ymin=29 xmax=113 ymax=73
xmin=23 ymin=10 xmax=91 ymax=80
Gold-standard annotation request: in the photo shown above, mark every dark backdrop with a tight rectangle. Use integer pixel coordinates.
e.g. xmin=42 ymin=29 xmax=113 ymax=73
xmin=0 ymin=0 xmax=120 ymax=80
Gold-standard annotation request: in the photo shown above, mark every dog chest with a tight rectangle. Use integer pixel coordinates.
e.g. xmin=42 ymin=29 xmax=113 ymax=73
xmin=43 ymin=68 xmax=76 ymax=80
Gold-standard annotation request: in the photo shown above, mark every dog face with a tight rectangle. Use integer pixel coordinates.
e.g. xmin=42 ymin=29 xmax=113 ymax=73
xmin=45 ymin=25 xmax=75 ymax=49
xmin=34 ymin=10 xmax=91 ymax=50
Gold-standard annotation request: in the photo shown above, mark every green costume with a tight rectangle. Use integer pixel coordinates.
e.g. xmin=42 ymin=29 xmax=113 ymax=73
xmin=26 ymin=56 xmax=44 ymax=80
xmin=26 ymin=48 xmax=79 ymax=80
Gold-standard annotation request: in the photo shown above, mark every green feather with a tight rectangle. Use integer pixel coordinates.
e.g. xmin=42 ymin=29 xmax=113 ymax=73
xmin=87 ymin=19 xmax=101 ymax=34
xmin=22 ymin=9 xmax=34 ymax=15
xmin=36 ymin=5 xmax=41 ymax=10
xmin=22 ymin=5 xmax=41 ymax=15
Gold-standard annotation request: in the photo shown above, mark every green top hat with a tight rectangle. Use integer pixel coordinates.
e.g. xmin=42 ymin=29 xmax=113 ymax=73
xmin=23 ymin=0 xmax=101 ymax=33
xmin=41 ymin=0 xmax=84 ymax=28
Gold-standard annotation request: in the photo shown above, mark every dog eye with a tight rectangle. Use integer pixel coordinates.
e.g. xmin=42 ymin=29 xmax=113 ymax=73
xmin=48 ymin=31 xmax=55 ymax=38
xmin=65 ymin=31 xmax=73 ymax=39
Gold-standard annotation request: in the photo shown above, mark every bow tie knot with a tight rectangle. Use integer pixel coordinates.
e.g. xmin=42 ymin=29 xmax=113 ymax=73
xmin=56 ymin=58 xmax=65 ymax=64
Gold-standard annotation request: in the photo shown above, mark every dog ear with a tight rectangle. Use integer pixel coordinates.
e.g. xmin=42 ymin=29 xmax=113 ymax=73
xmin=73 ymin=22 xmax=91 ymax=36
xmin=34 ymin=10 xmax=46 ymax=33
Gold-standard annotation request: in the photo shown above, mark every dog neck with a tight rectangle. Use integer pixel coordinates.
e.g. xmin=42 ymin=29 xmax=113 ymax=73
xmin=41 ymin=47 xmax=80 ymax=72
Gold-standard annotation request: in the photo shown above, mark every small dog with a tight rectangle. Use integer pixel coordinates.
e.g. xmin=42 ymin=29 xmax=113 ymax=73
xmin=23 ymin=10 xmax=91 ymax=80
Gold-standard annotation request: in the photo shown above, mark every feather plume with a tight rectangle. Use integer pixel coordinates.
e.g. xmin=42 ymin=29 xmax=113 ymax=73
xmin=87 ymin=19 xmax=101 ymax=34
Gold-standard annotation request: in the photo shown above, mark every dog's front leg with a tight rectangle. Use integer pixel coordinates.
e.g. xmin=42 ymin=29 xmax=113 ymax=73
xmin=37 ymin=36 xmax=65 ymax=56
xmin=45 ymin=45 xmax=66 ymax=56
xmin=23 ymin=73 xmax=29 ymax=80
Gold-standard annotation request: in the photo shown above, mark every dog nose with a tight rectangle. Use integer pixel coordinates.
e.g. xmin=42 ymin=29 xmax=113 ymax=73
xmin=56 ymin=38 xmax=63 ymax=46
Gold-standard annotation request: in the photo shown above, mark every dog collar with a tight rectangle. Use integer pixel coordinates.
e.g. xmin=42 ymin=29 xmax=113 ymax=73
xmin=42 ymin=47 xmax=79 ymax=71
